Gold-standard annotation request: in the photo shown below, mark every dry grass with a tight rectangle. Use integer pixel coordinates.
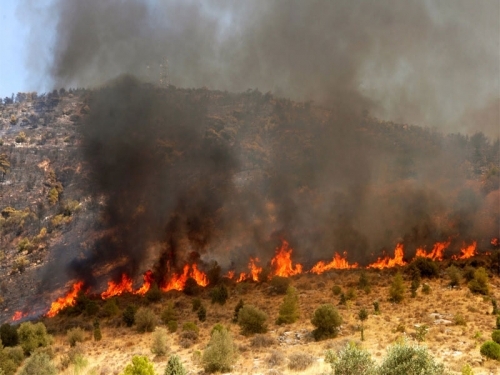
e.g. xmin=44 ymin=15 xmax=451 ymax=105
xmin=45 ymin=270 xmax=500 ymax=374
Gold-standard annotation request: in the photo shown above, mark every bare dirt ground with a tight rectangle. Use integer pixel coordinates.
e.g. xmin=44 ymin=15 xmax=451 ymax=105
xmin=44 ymin=269 xmax=500 ymax=375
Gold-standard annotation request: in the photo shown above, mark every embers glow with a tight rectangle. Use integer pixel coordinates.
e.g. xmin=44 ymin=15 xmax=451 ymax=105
xmin=46 ymin=281 xmax=84 ymax=318
xmin=160 ymin=264 xmax=208 ymax=292
xmin=271 ymin=240 xmax=303 ymax=277
xmin=134 ymin=270 xmax=155 ymax=295
xmin=452 ymin=241 xmax=477 ymax=260
xmin=310 ymin=252 xmax=358 ymax=274
xmin=367 ymin=243 xmax=406 ymax=269
xmin=415 ymin=240 xmax=450 ymax=261
xmin=12 ymin=311 xmax=26 ymax=321
xmin=492 ymin=237 xmax=499 ymax=246
xmin=101 ymin=273 xmax=133 ymax=299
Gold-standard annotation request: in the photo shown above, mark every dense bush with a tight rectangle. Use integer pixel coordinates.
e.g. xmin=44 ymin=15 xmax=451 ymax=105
xmin=161 ymin=303 xmax=177 ymax=325
xmin=0 ymin=324 xmax=18 ymax=347
xmin=0 ymin=345 xmax=24 ymax=375
xmin=378 ymin=339 xmax=446 ymax=375
xmin=389 ymin=272 xmax=405 ymax=303
xmin=151 ymin=327 xmax=169 ymax=356
xmin=19 ymin=352 xmax=56 ymax=375
xmin=468 ymin=267 xmax=489 ymax=295
xmin=145 ymin=283 xmax=162 ymax=302
xmin=287 ymin=352 xmax=314 ymax=371
xmin=206 ymin=261 xmax=222 ymax=286
xmin=311 ymin=304 xmax=342 ymax=341
xmin=210 ymin=285 xmax=229 ymax=305
xmin=497 ymin=315 xmax=500 ymax=330
xmin=102 ymin=298 xmax=120 ymax=317
xmin=410 ymin=258 xmax=439 ymax=278
xmin=167 ymin=320 xmax=178 ymax=333
xmin=237 ymin=305 xmax=268 ymax=336
xmin=17 ymin=322 xmax=52 ymax=355
xmin=480 ymin=340 xmax=500 ymax=360
xmin=122 ymin=305 xmax=137 ymax=327
xmin=192 ymin=297 xmax=202 ymax=312
xmin=492 ymin=330 xmax=500 ymax=344
xmin=197 ymin=305 xmax=207 ymax=322
xmin=202 ymin=327 xmax=237 ymax=373
xmin=270 ymin=276 xmax=290 ymax=295
xmin=135 ymin=307 xmax=157 ymax=333
xmin=183 ymin=277 xmax=200 ymax=296
xmin=122 ymin=355 xmax=155 ymax=375
xmin=164 ymin=355 xmax=186 ymax=375
xmin=66 ymin=327 xmax=85 ymax=347
xmin=276 ymin=286 xmax=300 ymax=325
xmin=328 ymin=342 xmax=375 ymax=375
xmin=446 ymin=265 xmax=462 ymax=287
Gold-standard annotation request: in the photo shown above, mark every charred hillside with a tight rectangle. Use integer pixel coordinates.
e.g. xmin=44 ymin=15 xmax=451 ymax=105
xmin=0 ymin=80 xmax=499 ymax=322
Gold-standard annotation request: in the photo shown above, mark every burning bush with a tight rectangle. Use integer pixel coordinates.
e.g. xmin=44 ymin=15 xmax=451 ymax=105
xmin=237 ymin=305 xmax=268 ymax=336
xmin=311 ymin=304 xmax=342 ymax=341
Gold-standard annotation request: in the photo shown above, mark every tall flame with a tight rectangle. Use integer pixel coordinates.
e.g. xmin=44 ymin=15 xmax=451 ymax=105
xmin=12 ymin=311 xmax=26 ymax=321
xmin=160 ymin=264 xmax=209 ymax=292
xmin=271 ymin=240 xmax=303 ymax=277
xmin=415 ymin=240 xmax=450 ymax=261
xmin=368 ymin=243 xmax=406 ymax=269
xmin=101 ymin=274 xmax=133 ymax=299
xmin=46 ymin=281 xmax=84 ymax=318
xmin=310 ymin=252 xmax=359 ymax=274
xmin=452 ymin=241 xmax=477 ymax=260
xmin=134 ymin=270 xmax=155 ymax=295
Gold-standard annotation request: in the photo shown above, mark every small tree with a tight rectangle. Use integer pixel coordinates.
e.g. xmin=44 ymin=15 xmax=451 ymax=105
xmin=237 ymin=305 xmax=268 ymax=336
xmin=276 ymin=286 xmax=300 ymax=325
xmin=311 ymin=304 xmax=342 ymax=341
xmin=202 ymin=327 xmax=237 ymax=373
xmin=358 ymin=308 xmax=368 ymax=341
xmin=161 ymin=303 xmax=177 ymax=324
xmin=122 ymin=355 xmax=155 ymax=375
xmin=164 ymin=355 xmax=186 ymax=375
xmin=389 ymin=272 xmax=405 ymax=303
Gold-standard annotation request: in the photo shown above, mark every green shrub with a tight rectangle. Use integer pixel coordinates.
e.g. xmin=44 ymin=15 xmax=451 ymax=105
xmin=160 ymin=303 xmax=177 ymax=324
xmin=492 ymin=330 xmax=500 ymax=344
xmin=122 ymin=355 xmax=155 ymax=375
xmin=135 ymin=307 xmax=157 ymax=333
xmin=145 ymin=283 xmax=162 ymax=302
xmin=328 ymin=342 xmax=375 ymax=375
xmin=410 ymin=258 xmax=439 ymax=278
xmin=17 ymin=322 xmax=52 ymax=355
xmin=270 ymin=276 xmax=290 ymax=295
xmin=192 ymin=297 xmax=202 ymax=312
xmin=287 ymin=352 xmax=314 ymax=371
xmin=19 ymin=352 xmax=56 ymax=375
xmin=311 ymin=304 xmax=342 ymax=341
xmin=66 ymin=327 xmax=85 ymax=347
xmin=182 ymin=322 xmax=199 ymax=334
xmin=102 ymin=298 xmax=120 ymax=317
xmin=47 ymin=188 xmax=59 ymax=206
xmin=378 ymin=338 xmax=446 ymax=374
xmin=389 ymin=272 xmax=405 ymax=303
xmin=167 ymin=320 xmax=178 ymax=333
xmin=122 ymin=305 xmax=136 ymax=327
xmin=492 ymin=299 xmax=499 ymax=315
xmin=276 ymin=286 xmax=300 ymax=325
xmin=332 ymin=285 xmax=342 ymax=295
xmin=479 ymin=340 xmax=500 ymax=360
xmin=358 ymin=271 xmax=371 ymax=293
xmin=410 ymin=279 xmax=419 ymax=298
xmin=210 ymin=285 xmax=228 ymax=305
xmin=233 ymin=299 xmax=244 ymax=323
xmin=237 ymin=305 xmax=268 ymax=336
xmin=202 ymin=327 xmax=237 ymax=373
xmin=197 ymin=305 xmax=207 ymax=322
xmin=164 ymin=355 xmax=186 ymax=375
xmin=468 ymin=267 xmax=489 ymax=295
xmin=151 ymin=327 xmax=169 ymax=356
xmin=0 ymin=324 xmax=18 ymax=347
xmin=446 ymin=265 xmax=462 ymax=287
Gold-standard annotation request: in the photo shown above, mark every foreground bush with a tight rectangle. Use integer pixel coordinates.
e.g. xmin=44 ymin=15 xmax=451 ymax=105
xmin=276 ymin=286 xmax=299 ymax=325
xmin=67 ymin=327 xmax=85 ymax=347
xmin=19 ymin=352 xmax=56 ymax=375
xmin=135 ymin=307 xmax=157 ymax=333
xmin=202 ymin=327 xmax=237 ymax=373
xmin=378 ymin=339 xmax=446 ymax=375
xmin=237 ymin=305 xmax=268 ymax=335
xmin=151 ymin=327 xmax=169 ymax=356
xmin=0 ymin=345 xmax=24 ymax=375
xmin=17 ymin=322 xmax=52 ymax=355
xmin=164 ymin=355 xmax=186 ymax=375
xmin=480 ymin=341 xmax=500 ymax=360
xmin=328 ymin=342 xmax=375 ymax=375
xmin=311 ymin=304 xmax=342 ymax=341
xmin=122 ymin=355 xmax=155 ymax=375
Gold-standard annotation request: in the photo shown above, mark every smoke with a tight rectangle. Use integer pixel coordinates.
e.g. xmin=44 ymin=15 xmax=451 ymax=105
xmin=18 ymin=1 xmax=500 ymax=283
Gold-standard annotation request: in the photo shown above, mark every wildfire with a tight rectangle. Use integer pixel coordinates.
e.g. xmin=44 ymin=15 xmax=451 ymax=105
xmin=271 ymin=240 xmax=303 ymax=277
xmin=415 ymin=240 xmax=450 ymax=261
xmin=452 ymin=241 xmax=477 ymax=260
xmin=46 ymin=281 xmax=84 ymax=318
xmin=134 ymin=270 xmax=155 ymax=295
xmin=492 ymin=238 xmax=499 ymax=246
xmin=101 ymin=273 xmax=133 ymax=299
xmin=160 ymin=264 xmax=209 ymax=292
xmin=368 ymin=243 xmax=406 ymax=269
xmin=12 ymin=311 xmax=26 ymax=321
xmin=310 ymin=252 xmax=358 ymax=274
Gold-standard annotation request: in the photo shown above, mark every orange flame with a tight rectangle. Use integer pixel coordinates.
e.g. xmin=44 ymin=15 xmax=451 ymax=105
xmin=492 ymin=238 xmax=499 ymax=246
xmin=249 ymin=258 xmax=263 ymax=281
xmin=46 ymin=281 xmax=84 ymax=318
xmin=236 ymin=272 xmax=247 ymax=282
xmin=271 ymin=240 xmax=303 ymax=277
xmin=226 ymin=270 xmax=235 ymax=279
xmin=101 ymin=274 xmax=133 ymax=299
xmin=452 ymin=241 xmax=477 ymax=260
xmin=12 ymin=311 xmax=26 ymax=321
xmin=310 ymin=252 xmax=359 ymax=274
xmin=368 ymin=243 xmax=406 ymax=269
xmin=415 ymin=240 xmax=450 ymax=261
xmin=160 ymin=264 xmax=209 ymax=292
xmin=134 ymin=270 xmax=155 ymax=295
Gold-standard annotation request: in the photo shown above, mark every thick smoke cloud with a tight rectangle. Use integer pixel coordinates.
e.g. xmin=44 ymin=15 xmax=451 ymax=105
xmin=18 ymin=1 xmax=499 ymax=283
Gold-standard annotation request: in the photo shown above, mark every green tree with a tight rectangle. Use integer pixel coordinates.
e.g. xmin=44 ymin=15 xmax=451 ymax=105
xmin=164 ymin=355 xmax=186 ymax=375
xmin=237 ymin=305 xmax=268 ymax=336
xmin=328 ymin=342 xmax=375 ymax=375
xmin=122 ymin=355 xmax=155 ymax=375
xmin=311 ymin=304 xmax=342 ymax=341
xmin=17 ymin=322 xmax=52 ymax=355
xmin=389 ymin=272 xmax=405 ymax=303
xmin=202 ymin=327 xmax=237 ymax=373
xmin=276 ymin=286 xmax=300 ymax=325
